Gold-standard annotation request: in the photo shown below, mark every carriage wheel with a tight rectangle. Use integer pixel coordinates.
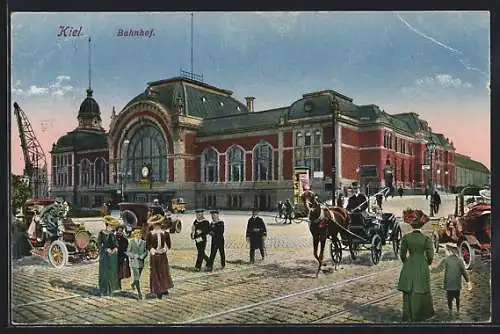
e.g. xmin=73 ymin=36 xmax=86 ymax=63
xmin=121 ymin=210 xmax=138 ymax=228
xmin=432 ymin=231 xmax=440 ymax=254
xmin=392 ymin=225 xmax=403 ymax=257
xmin=175 ymin=220 xmax=182 ymax=233
xmin=294 ymin=216 xmax=303 ymax=224
xmin=274 ymin=215 xmax=286 ymax=224
xmin=459 ymin=240 xmax=475 ymax=270
xmin=86 ymin=237 xmax=99 ymax=262
xmin=330 ymin=237 xmax=342 ymax=266
xmin=349 ymin=241 xmax=360 ymax=260
xmin=370 ymin=234 xmax=383 ymax=266
xmin=48 ymin=240 xmax=69 ymax=269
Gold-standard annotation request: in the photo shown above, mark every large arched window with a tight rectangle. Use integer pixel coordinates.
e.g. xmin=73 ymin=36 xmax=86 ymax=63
xmin=227 ymin=146 xmax=244 ymax=182
xmin=202 ymin=148 xmax=219 ymax=183
xmin=80 ymin=159 xmax=91 ymax=186
xmin=95 ymin=157 xmax=106 ymax=186
xmin=253 ymin=143 xmax=273 ymax=181
xmin=125 ymin=122 xmax=168 ymax=182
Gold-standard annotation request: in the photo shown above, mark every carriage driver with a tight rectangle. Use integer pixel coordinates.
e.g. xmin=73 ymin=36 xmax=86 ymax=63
xmin=346 ymin=182 xmax=369 ymax=219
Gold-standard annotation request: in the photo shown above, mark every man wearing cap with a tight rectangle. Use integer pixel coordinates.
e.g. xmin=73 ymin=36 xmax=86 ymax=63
xmin=346 ymin=182 xmax=369 ymax=217
xmin=149 ymin=199 xmax=165 ymax=217
xmin=207 ymin=209 xmax=225 ymax=271
xmin=97 ymin=216 xmax=121 ymax=297
xmin=146 ymin=214 xmax=174 ymax=299
xmin=126 ymin=229 xmax=148 ymax=300
xmin=246 ymin=208 xmax=267 ymax=264
xmin=191 ymin=209 xmax=211 ymax=271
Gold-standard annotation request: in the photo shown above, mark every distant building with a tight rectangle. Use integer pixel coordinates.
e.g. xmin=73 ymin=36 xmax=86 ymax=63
xmin=49 ymin=76 xmax=487 ymax=209
xmin=454 ymin=153 xmax=490 ymax=189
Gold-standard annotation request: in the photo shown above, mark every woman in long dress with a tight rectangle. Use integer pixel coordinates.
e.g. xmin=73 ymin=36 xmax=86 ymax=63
xmin=116 ymin=225 xmax=131 ymax=290
xmin=97 ymin=216 xmax=121 ymax=297
xmin=145 ymin=214 xmax=174 ymax=299
xmin=397 ymin=209 xmax=435 ymax=322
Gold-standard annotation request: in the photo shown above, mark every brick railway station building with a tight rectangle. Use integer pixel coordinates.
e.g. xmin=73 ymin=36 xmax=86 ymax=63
xmin=50 ymin=77 xmax=489 ymax=211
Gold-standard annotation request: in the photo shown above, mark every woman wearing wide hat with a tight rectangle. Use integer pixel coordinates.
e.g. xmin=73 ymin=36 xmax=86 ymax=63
xmin=145 ymin=214 xmax=174 ymax=299
xmin=397 ymin=209 xmax=435 ymax=322
xmin=126 ymin=228 xmax=148 ymax=300
xmin=98 ymin=215 xmax=121 ymax=297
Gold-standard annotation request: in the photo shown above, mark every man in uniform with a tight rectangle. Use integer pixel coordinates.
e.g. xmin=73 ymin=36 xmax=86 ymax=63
xmin=346 ymin=182 xmax=369 ymax=219
xmin=283 ymin=199 xmax=293 ymax=224
xmin=207 ymin=209 xmax=225 ymax=271
xmin=246 ymin=208 xmax=267 ymax=264
xmin=191 ymin=209 xmax=211 ymax=271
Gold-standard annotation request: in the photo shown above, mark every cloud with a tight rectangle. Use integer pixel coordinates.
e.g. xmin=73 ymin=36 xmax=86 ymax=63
xmin=415 ymin=74 xmax=472 ymax=89
xmin=11 ymin=75 xmax=74 ymax=97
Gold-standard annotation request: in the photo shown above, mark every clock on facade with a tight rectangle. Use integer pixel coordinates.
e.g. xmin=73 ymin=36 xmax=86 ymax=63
xmin=141 ymin=166 xmax=150 ymax=178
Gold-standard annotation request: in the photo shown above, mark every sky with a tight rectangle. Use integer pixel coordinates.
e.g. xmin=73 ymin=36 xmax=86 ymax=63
xmin=10 ymin=11 xmax=490 ymax=175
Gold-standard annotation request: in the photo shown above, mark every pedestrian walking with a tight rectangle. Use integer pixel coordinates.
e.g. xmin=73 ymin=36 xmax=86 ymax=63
xmin=425 ymin=186 xmax=429 ymax=200
xmin=126 ymin=229 xmax=148 ymax=300
xmin=246 ymin=208 xmax=267 ymax=264
xmin=191 ymin=209 xmax=211 ymax=271
xmin=431 ymin=244 xmax=472 ymax=317
xmin=283 ymin=199 xmax=293 ymax=224
xmin=145 ymin=214 xmax=174 ymax=299
xmin=207 ymin=209 xmax=225 ymax=271
xmin=433 ymin=191 xmax=442 ymax=215
xmin=398 ymin=186 xmax=404 ymax=198
xmin=397 ymin=208 xmax=435 ymax=322
xmin=97 ymin=216 xmax=121 ymax=297
xmin=116 ymin=225 xmax=131 ymax=290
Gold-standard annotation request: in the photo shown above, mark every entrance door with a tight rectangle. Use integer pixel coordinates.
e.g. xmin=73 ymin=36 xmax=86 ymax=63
xmin=259 ymin=194 xmax=267 ymax=211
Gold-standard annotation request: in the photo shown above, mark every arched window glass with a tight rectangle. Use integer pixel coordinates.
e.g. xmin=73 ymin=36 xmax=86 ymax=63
xmin=95 ymin=158 xmax=106 ymax=186
xmin=80 ymin=159 xmax=91 ymax=186
xmin=125 ymin=122 xmax=168 ymax=182
xmin=228 ymin=146 xmax=244 ymax=182
xmin=254 ymin=143 xmax=273 ymax=181
xmin=202 ymin=148 xmax=219 ymax=182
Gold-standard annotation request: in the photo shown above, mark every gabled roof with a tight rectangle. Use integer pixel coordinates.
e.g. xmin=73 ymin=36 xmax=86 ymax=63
xmin=455 ymin=154 xmax=490 ymax=173
xmin=123 ymin=77 xmax=249 ymax=119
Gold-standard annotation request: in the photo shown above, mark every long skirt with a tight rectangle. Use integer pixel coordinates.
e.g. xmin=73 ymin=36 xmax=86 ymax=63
xmin=402 ymin=291 xmax=435 ymax=322
xmin=98 ymin=252 xmax=120 ymax=296
xmin=149 ymin=253 xmax=174 ymax=294
xmin=118 ymin=258 xmax=131 ymax=280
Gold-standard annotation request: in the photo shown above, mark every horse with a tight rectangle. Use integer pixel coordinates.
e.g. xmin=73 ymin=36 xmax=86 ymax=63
xmin=300 ymin=190 xmax=351 ymax=277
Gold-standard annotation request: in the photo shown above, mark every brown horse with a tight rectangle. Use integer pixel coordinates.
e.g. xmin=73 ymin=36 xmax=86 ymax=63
xmin=300 ymin=191 xmax=351 ymax=276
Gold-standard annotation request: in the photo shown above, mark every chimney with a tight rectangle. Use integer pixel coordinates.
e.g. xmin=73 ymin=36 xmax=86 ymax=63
xmin=245 ymin=96 xmax=255 ymax=112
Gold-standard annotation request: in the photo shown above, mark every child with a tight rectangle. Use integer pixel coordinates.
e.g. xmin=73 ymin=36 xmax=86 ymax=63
xmin=432 ymin=244 xmax=472 ymax=316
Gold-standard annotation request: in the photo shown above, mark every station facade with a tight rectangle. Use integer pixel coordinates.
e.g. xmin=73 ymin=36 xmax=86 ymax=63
xmin=49 ymin=76 xmax=486 ymax=210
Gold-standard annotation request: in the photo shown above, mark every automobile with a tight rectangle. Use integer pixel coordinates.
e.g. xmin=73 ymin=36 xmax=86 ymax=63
xmin=119 ymin=202 xmax=182 ymax=236
xmin=170 ymin=197 xmax=186 ymax=213
xmin=22 ymin=198 xmax=98 ymax=268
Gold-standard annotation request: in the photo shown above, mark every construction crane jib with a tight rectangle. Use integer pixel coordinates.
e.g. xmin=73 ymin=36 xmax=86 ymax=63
xmin=13 ymin=102 xmax=49 ymax=198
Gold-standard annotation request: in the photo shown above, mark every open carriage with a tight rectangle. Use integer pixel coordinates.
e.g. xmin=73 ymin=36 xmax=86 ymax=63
xmin=329 ymin=209 xmax=402 ymax=266
xmin=21 ymin=199 xmax=99 ymax=268
xmin=119 ymin=202 xmax=182 ymax=237
xmin=432 ymin=187 xmax=491 ymax=269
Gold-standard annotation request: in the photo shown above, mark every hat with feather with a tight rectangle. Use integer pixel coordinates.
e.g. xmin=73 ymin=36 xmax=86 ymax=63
xmin=147 ymin=213 xmax=166 ymax=226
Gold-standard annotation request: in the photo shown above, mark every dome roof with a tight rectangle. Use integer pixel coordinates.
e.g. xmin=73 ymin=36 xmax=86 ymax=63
xmin=51 ymin=130 xmax=108 ymax=153
xmin=78 ymin=88 xmax=101 ymax=119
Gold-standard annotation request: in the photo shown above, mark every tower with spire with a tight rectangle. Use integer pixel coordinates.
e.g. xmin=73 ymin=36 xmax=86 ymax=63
xmin=77 ymin=36 xmax=103 ymax=131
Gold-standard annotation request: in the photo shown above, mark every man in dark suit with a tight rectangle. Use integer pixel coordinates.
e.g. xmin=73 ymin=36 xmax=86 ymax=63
xmin=191 ymin=208 xmax=211 ymax=271
xmin=207 ymin=209 xmax=225 ymax=271
xmin=246 ymin=208 xmax=267 ymax=264
xmin=346 ymin=182 xmax=369 ymax=219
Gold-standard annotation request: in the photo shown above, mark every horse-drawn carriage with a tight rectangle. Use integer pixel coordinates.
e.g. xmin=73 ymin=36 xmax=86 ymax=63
xmin=20 ymin=198 xmax=99 ymax=268
xmin=431 ymin=187 xmax=491 ymax=269
xmin=329 ymin=210 xmax=402 ymax=266
xmin=119 ymin=202 xmax=182 ymax=237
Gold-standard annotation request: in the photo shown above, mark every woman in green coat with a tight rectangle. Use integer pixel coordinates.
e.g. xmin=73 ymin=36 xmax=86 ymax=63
xmin=98 ymin=216 xmax=121 ymax=297
xmin=397 ymin=209 xmax=435 ymax=322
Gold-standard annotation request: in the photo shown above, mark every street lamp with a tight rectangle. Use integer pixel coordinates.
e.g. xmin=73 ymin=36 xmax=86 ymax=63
xmin=329 ymin=95 xmax=340 ymax=206
xmin=426 ymin=137 xmax=437 ymax=217
xmin=121 ymin=139 xmax=130 ymax=201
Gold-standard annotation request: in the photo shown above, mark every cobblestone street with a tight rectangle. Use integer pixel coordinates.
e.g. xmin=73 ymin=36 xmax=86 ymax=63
xmin=10 ymin=196 xmax=491 ymax=325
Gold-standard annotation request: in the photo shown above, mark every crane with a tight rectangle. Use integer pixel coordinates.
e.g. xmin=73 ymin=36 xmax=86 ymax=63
xmin=13 ymin=102 xmax=48 ymax=198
